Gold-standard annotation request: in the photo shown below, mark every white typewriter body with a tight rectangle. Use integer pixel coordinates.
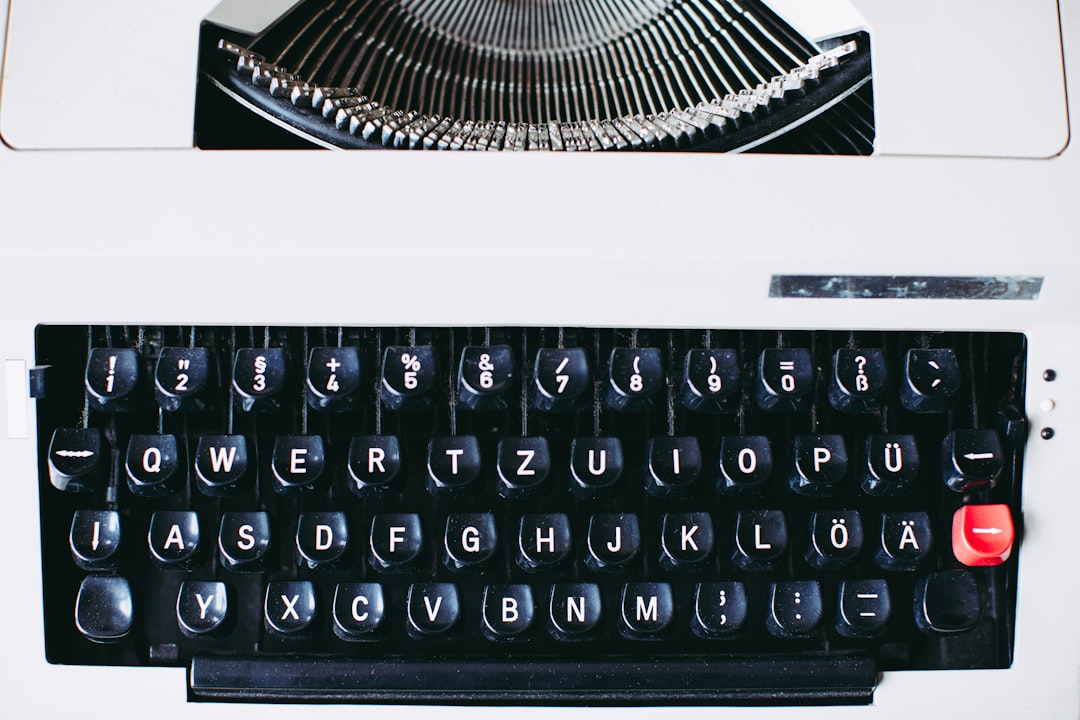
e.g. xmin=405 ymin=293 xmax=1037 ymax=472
xmin=1 ymin=0 xmax=1078 ymax=717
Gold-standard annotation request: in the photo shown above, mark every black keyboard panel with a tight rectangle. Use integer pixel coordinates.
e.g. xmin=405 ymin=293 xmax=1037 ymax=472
xmin=35 ymin=326 xmax=1026 ymax=704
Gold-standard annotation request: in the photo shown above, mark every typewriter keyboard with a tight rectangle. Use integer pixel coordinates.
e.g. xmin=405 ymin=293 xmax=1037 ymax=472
xmin=35 ymin=326 xmax=1026 ymax=704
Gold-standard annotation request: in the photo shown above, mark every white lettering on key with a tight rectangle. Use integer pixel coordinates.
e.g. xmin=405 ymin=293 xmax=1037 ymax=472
xmin=636 ymin=595 xmax=658 ymax=622
xmin=290 ymin=448 xmax=307 ymax=474
xmin=389 ymin=526 xmax=406 ymax=552
xmin=164 ymin=524 xmax=184 ymax=550
xmin=208 ymin=446 xmax=237 ymax=474
xmin=899 ymin=520 xmax=920 ymax=550
xmin=502 ymin=597 xmax=519 ymax=623
xmin=671 ymin=448 xmax=681 ymax=475
xmin=253 ymin=355 xmax=267 ymax=393
xmin=813 ymin=447 xmax=832 ymax=473
xmin=237 ymin=524 xmax=255 ymax=551
xmin=368 ymin=447 xmax=386 ymax=473
xmin=91 ymin=521 xmax=101 ymax=551
xmin=607 ymin=525 xmax=623 ymax=553
xmin=446 ymin=448 xmax=464 ymax=474
xmin=195 ymin=592 xmax=215 ymax=620
xmin=567 ymin=596 xmax=585 ymax=624
xmin=142 ymin=447 xmax=162 ymax=474
xmin=536 ymin=526 xmax=555 ymax=553
xmin=516 ymin=450 xmax=536 ymax=476
xmin=423 ymin=595 xmax=443 ymax=622
xmin=884 ymin=442 xmax=903 ymax=473
xmin=588 ymin=449 xmax=607 ymax=476
xmin=738 ymin=448 xmax=757 ymax=474
xmin=754 ymin=523 xmax=772 ymax=550
xmin=315 ymin=524 xmax=333 ymax=551
xmin=830 ymin=518 xmax=849 ymax=549
xmin=681 ymin=524 xmax=699 ymax=552
xmin=351 ymin=595 xmax=369 ymax=622
xmin=462 ymin=526 xmax=480 ymax=553
xmin=281 ymin=594 xmax=300 ymax=621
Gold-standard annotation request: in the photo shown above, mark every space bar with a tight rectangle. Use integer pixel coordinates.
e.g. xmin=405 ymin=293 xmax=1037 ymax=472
xmin=189 ymin=655 xmax=877 ymax=705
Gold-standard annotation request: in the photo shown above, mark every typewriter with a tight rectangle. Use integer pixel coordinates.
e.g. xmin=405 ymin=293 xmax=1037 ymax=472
xmin=1 ymin=0 xmax=1078 ymax=718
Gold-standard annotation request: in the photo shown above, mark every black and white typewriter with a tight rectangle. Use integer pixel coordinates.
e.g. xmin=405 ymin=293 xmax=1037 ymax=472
xmin=0 ymin=1 xmax=1078 ymax=718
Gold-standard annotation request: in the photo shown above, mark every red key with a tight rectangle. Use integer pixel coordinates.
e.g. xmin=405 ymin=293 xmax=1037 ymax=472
xmin=952 ymin=504 xmax=1015 ymax=566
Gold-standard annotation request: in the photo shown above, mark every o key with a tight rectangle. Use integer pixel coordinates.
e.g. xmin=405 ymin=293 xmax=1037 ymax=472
xmin=952 ymin=504 xmax=1015 ymax=566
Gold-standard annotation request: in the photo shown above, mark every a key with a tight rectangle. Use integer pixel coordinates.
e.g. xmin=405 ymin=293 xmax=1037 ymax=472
xmin=427 ymin=436 xmax=482 ymax=497
xmin=85 ymin=348 xmax=139 ymax=412
xmin=914 ymin=569 xmax=981 ymax=635
xmin=876 ymin=512 xmax=932 ymax=570
xmin=900 ymin=348 xmax=960 ymax=413
xmin=645 ymin=437 xmax=702 ymax=497
xmin=805 ymin=511 xmax=863 ymax=569
xmin=570 ymin=437 xmax=623 ymax=496
xmin=586 ymin=513 xmax=641 ymax=571
xmin=369 ymin=513 xmax=423 ymax=572
xmin=194 ymin=435 xmax=249 ymax=496
xmin=549 ymin=583 xmax=602 ymax=639
xmin=620 ymin=582 xmax=674 ymax=638
xmin=346 ymin=435 xmax=402 ymax=496
xmin=692 ymin=582 xmax=748 ymax=637
xmin=407 ymin=583 xmax=460 ymax=637
xmin=482 ymin=584 xmax=535 ymax=640
xmin=835 ymin=579 xmax=891 ymax=638
xmin=265 ymin=581 xmax=317 ymax=636
xmin=306 ymin=347 xmax=362 ymax=411
xmin=271 ymin=435 xmax=326 ymax=494
xmin=941 ymin=430 xmax=1004 ymax=492
xmin=732 ymin=510 xmax=787 ymax=571
xmin=517 ymin=514 xmax=572 ymax=572
xmin=125 ymin=434 xmax=182 ymax=496
xmin=333 ymin=583 xmax=385 ymax=639
xmin=862 ymin=435 xmax=919 ymax=496
xmin=605 ymin=347 xmax=664 ymax=412
xmin=755 ymin=348 xmax=814 ymax=413
xmin=444 ymin=513 xmax=498 ymax=570
xmin=218 ymin=512 xmax=271 ymax=570
xmin=48 ymin=428 xmax=104 ymax=493
xmin=177 ymin=581 xmax=230 ymax=637
xmin=382 ymin=346 xmax=438 ymax=411
xmin=69 ymin=510 xmax=121 ymax=571
xmin=717 ymin=436 xmax=772 ymax=493
xmin=680 ymin=348 xmax=740 ymax=413
xmin=789 ymin=435 xmax=848 ymax=497
xmin=496 ymin=437 xmax=551 ymax=499
xmin=155 ymin=347 xmax=210 ymax=412
xmin=75 ymin=576 xmax=134 ymax=642
xmin=296 ymin=511 xmax=349 ymax=569
xmin=828 ymin=349 xmax=887 ymax=412
xmin=233 ymin=348 xmax=288 ymax=411
xmin=149 ymin=511 xmax=201 ymax=569
xmin=458 ymin=345 xmax=515 ymax=411
xmin=533 ymin=348 xmax=591 ymax=412
xmin=659 ymin=512 xmax=714 ymax=570
xmin=766 ymin=581 xmax=823 ymax=638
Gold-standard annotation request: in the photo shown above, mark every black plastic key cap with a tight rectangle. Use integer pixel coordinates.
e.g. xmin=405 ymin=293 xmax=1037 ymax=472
xmin=369 ymin=514 xmax=423 ymax=572
xmin=755 ymin=348 xmax=814 ymax=413
xmin=733 ymin=510 xmax=787 ymax=571
xmin=941 ymin=430 xmax=1004 ymax=492
xmin=271 ymin=435 xmax=326 ymax=494
xmin=586 ymin=513 xmax=641 ymax=570
xmin=806 ymin=511 xmax=863 ymax=569
xmin=70 ymin=510 xmax=121 ymax=570
xmin=767 ymin=581 xmax=823 ymax=638
xmin=829 ymin=349 xmax=887 ymax=413
xmin=48 ymin=428 xmax=104 ymax=493
xmin=620 ymin=582 xmax=674 ymax=637
xmin=836 ymin=579 xmax=891 ymax=638
xmin=444 ymin=513 xmax=498 ymax=570
xmin=862 ymin=435 xmax=919 ymax=496
xmin=915 ymin=569 xmax=981 ymax=635
xmin=155 ymin=347 xmax=210 ymax=412
xmin=549 ymin=583 xmax=602 ymax=639
xmin=646 ymin=437 xmax=702 ymax=497
xmin=218 ymin=512 xmax=271 ymax=570
xmin=693 ymin=582 xmax=748 ymax=637
xmin=533 ymin=348 xmax=591 ymax=412
xmin=346 ymin=436 xmax=402 ymax=496
xmin=483 ymin=584 xmax=535 ymax=639
xmin=233 ymin=347 xmax=287 ymax=411
xmin=407 ymin=583 xmax=460 ymax=636
xmin=427 ymin=436 xmax=482 ymax=496
xmin=659 ymin=512 xmax=714 ymax=569
xmin=680 ymin=348 xmax=740 ymax=413
xmin=265 ymin=581 xmax=317 ymax=636
xmin=333 ymin=583 xmax=385 ymax=639
xmin=789 ymin=435 xmax=848 ymax=497
xmin=497 ymin=437 xmax=551 ymax=499
xmin=876 ymin=512 xmax=933 ymax=570
xmin=605 ymin=347 xmax=664 ymax=412
xmin=177 ymin=581 xmax=230 ymax=637
xmin=296 ymin=512 xmax=349 ymax=569
xmin=458 ymin=345 xmax=515 ymax=411
xmin=717 ymin=436 xmax=772 ymax=493
xmin=125 ymin=434 xmax=181 ymax=496
xmin=194 ymin=435 xmax=249 ymax=496
xmin=75 ymin=576 xmax=133 ymax=642
xmin=85 ymin=348 xmax=139 ymax=412
xmin=518 ymin=514 xmax=572 ymax=571
xmin=570 ymin=437 xmax=623 ymax=496
xmin=900 ymin=348 xmax=960 ymax=413
xmin=382 ymin=345 xmax=438 ymax=411
xmin=306 ymin=346 xmax=361 ymax=411
xmin=149 ymin=511 xmax=201 ymax=568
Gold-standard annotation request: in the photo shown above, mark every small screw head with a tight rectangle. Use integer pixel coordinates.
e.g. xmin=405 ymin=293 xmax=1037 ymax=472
xmin=1040 ymin=427 xmax=1055 ymax=440
xmin=1043 ymin=369 xmax=1057 ymax=382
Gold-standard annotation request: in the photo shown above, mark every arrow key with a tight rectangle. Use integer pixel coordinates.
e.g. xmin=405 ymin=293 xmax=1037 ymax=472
xmin=942 ymin=430 xmax=1004 ymax=492
xmin=952 ymin=504 xmax=1015 ymax=566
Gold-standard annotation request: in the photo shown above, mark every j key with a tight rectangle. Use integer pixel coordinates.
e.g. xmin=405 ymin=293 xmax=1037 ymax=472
xmin=915 ymin=569 xmax=981 ymax=636
xmin=458 ymin=345 xmax=515 ymax=411
xmin=876 ymin=511 xmax=933 ymax=570
xmin=233 ymin=347 xmax=288 ymax=411
xmin=296 ymin=511 xmax=349 ymax=569
xmin=605 ymin=347 xmax=664 ymax=412
xmin=680 ymin=348 xmax=740 ymax=413
xmin=828 ymin=349 xmax=887 ymax=412
xmin=483 ymin=584 xmax=535 ymax=639
xmin=646 ymin=437 xmax=702 ymax=497
xmin=218 ymin=511 xmax=271 ymax=570
xmin=835 ymin=579 xmax=891 ymax=638
xmin=497 ymin=437 xmax=551 ymax=499
xmin=620 ymin=582 xmax=674 ymax=638
xmin=155 ymin=347 xmax=210 ymax=412
xmin=732 ymin=510 xmax=788 ymax=571
xmin=717 ymin=436 xmax=772 ymax=493
xmin=755 ymin=348 xmax=814 ymax=413
xmin=75 ymin=576 xmax=134 ymax=642
xmin=265 ymin=581 xmax=317 ymax=636
xmin=48 ymin=428 xmax=104 ymax=493
xmin=549 ymin=583 xmax=602 ymax=639
xmin=427 ymin=436 xmax=482 ymax=497
xmin=659 ymin=512 xmax=714 ymax=570
xmin=125 ymin=434 xmax=181 ymax=496
xmin=370 ymin=513 xmax=424 ymax=572
xmin=271 ymin=435 xmax=326 ymax=494
xmin=177 ymin=581 xmax=230 ymax=637
xmin=518 ymin=514 xmax=572 ymax=571
xmin=407 ymin=583 xmax=460 ymax=637
xmin=862 ymin=435 xmax=919 ymax=496
xmin=692 ymin=582 xmax=748 ymax=637
xmin=333 ymin=583 xmax=386 ymax=639
xmin=900 ymin=348 xmax=960 ymax=413
xmin=149 ymin=511 xmax=201 ymax=568
xmin=194 ymin=435 xmax=249 ymax=496
xmin=70 ymin=510 xmax=121 ymax=571
xmin=306 ymin=347 xmax=362 ymax=411
xmin=533 ymin=347 xmax=591 ymax=412
xmin=445 ymin=513 xmax=498 ymax=570
xmin=805 ymin=511 xmax=864 ymax=569
xmin=85 ymin=348 xmax=139 ymax=412
xmin=767 ymin=581 xmax=823 ymax=638
xmin=941 ymin=430 xmax=1004 ymax=492
xmin=586 ymin=513 xmax=641 ymax=571
xmin=382 ymin=345 xmax=438 ymax=411
xmin=346 ymin=435 xmax=402 ymax=496
xmin=789 ymin=435 xmax=848 ymax=497
xmin=570 ymin=437 xmax=624 ymax=497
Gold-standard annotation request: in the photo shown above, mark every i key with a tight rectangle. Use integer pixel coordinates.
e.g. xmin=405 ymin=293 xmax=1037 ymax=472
xmin=233 ymin=348 xmax=287 ymax=411
xmin=533 ymin=348 xmax=591 ymax=412
xmin=85 ymin=348 xmax=139 ymax=412
xmin=306 ymin=347 xmax=362 ymax=411
xmin=155 ymin=347 xmax=210 ymax=412
xmin=646 ymin=437 xmax=702 ymax=497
